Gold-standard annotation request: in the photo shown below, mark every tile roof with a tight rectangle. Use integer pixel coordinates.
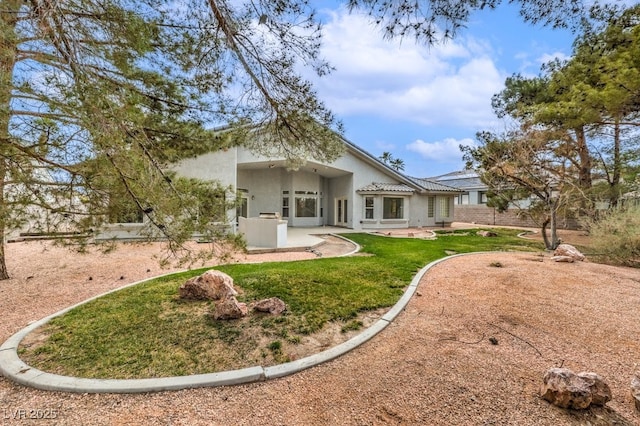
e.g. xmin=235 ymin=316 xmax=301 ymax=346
xmin=410 ymin=178 xmax=464 ymax=192
xmin=431 ymin=176 xmax=485 ymax=189
xmin=357 ymin=183 xmax=415 ymax=192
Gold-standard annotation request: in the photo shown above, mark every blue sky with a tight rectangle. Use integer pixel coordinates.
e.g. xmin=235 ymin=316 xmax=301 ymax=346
xmin=306 ymin=3 xmax=577 ymax=178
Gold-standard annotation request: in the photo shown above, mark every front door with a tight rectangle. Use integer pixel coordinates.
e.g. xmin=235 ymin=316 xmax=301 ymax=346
xmin=335 ymin=198 xmax=348 ymax=227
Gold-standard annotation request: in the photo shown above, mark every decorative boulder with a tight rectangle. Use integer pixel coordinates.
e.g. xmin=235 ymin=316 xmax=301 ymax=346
xmin=253 ymin=297 xmax=287 ymax=315
xmin=632 ymin=373 xmax=640 ymax=412
xmin=477 ymin=230 xmax=498 ymax=237
xmin=212 ymin=296 xmax=248 ymax=320
xmin=553 ymin=244 xmax=585 ymax=261
xmin=179 ymin=270 xmax=238 ymax=300
xmin=541 ymin=368 xmax=611 ymax=410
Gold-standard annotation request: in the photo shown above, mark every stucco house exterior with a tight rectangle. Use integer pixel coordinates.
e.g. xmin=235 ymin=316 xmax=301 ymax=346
xmin=99 ymin=136 xmax=461 ymax=242
xmin=168 ymin=137 xmax=460 ymax=234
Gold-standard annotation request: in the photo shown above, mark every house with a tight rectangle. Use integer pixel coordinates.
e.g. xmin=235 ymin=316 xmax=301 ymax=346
xmin=171 ymin=137 xmax=460 ymax=232
xmin=99 ymin=135 xmax=461 ymax=242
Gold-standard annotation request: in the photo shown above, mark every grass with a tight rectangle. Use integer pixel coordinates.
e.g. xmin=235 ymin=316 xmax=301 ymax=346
xmin=19 ymin=228 xmax=542 ymax=379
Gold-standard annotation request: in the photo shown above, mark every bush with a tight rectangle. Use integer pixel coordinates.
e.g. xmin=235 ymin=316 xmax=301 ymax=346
xmin=584 ymin=205 xmax=640 ymax=267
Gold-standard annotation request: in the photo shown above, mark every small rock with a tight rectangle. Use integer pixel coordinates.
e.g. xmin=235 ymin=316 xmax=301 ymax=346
xmin=553 ymin=244 xmax=585 ymax=261
xmin=179 ymin=270 xmax=238 ymax=301
xmin=212 ymin=296 xmax=248 ymax=320
xmin=477 ymin=230 xmax=497 ymax=237
xmin=541 ymin=367 xmax=611 ymax=410
xmin=253 ymin=297 xmax=287 ymax=315
xmin=489 ymin=337 xmax=498 ymax=345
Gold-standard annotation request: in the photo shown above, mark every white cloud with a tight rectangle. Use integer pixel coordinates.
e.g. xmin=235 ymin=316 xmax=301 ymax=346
xmin=406 ymin=137 xmax=477 ymax=163
xmin=537 ymin=51 xmax=570 ymax=65
xmin=312 ymin=10 xmax=504 ymax=129
xmin=374 ymin=140 xmax=396 ymax=152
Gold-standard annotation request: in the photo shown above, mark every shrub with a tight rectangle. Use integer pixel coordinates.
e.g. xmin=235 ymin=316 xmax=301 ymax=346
xmin=584 ymin=205 xmax=640 ymax=267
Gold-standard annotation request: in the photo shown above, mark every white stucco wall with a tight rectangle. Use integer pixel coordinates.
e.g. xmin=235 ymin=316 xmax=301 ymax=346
xmin=172 ymin=148 xmax=237 ymax=187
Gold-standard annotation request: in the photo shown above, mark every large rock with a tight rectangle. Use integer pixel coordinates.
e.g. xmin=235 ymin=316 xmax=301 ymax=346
xmin=632 ymin=373 xmax=640 ymax=412
xmin=541 ymin=368 xmax=611 ymax=410
xmin=477 ymin=230 xmax=498 ymax=237
xmin=553 ymin=244 xmax=585 ymax=261
xmin=253 ymin=297 xmax=287 ymax=315
xmin=179 ymin=270 xmax=238 ymax=300
xmin=212 ymin=296 xmax=248 ymax=320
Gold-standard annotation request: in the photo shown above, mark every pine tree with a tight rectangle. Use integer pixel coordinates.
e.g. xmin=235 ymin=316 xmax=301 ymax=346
xmin=0 ymin=0 xmax=345 ymax=279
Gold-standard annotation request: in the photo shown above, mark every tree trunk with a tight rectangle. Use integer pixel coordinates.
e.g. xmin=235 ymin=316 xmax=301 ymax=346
xmin=541 ymin=217 xmax=552 ymax=250
xmin=0 ymin=1 xmax=20 ymax=280
xmin=610 ymin=118 xmax=622 ymax=208
xmin=541 ymin=200 xmax=561 ymax=251
xmin=549 ymin=200 xmax=560 ymax=250
xmin=574 ymin=126 xmax=594 ymax=216
xmin=574 ymin=126 xmax=592 ymax=190
xmin=0 ymin=211 xmax=7 ymax=280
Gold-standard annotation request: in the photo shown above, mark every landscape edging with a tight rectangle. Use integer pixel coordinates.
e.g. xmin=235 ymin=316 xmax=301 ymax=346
xmin=0 ymin=243 xmax=475 ymax=394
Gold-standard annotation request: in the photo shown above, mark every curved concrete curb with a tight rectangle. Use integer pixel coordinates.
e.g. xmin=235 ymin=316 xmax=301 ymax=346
xmin=0 ymin=242 xmax=469 ymax=394
xmin=328 ymin=233 xmax=361 ymax=257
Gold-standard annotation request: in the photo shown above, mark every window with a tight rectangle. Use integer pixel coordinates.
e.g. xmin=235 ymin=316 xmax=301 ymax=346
xmin=383 ymin=197 xmax=404 ymax=219
xmin=479 ymin=192 xmax=488 ymax=204
xmin=237 ymin=198 xmax=248 ymax=218
xmin=427 ymin=196 xmax=435 ymax=218
xmin=282 ymin=197 xmax=289 ymax=218
xmin=461 ymin=193 xmax=469 ymax=205
xmin=295 ymin=197 xmax=317 ymax=217
xmin=439 ymin=197 xmax=450 ymax=217
xmin=237 ymin=189 xmax=248 ymax=219
xmin=365 ymin=196 xmax=374 ymax=219
xmin=294 ymin=190 xmax=318 ymax=218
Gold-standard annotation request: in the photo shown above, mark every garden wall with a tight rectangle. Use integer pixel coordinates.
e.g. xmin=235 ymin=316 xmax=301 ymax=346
xmin=454 ymin=205 xmax=581 ymax=230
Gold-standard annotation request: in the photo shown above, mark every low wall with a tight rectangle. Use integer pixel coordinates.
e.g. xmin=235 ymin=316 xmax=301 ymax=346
xmin=454 ymin=205 xmax=581 ymax=230
xmin=238 ymin=217 xmax=288 ymax=248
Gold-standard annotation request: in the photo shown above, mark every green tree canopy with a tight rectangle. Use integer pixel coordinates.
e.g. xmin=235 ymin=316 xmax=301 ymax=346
xmin=0 ymin=0 xmax=345 ymax=279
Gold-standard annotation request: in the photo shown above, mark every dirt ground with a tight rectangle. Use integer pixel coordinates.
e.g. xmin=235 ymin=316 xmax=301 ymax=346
xmin=1 ymin=228 xmax=639 ymax=425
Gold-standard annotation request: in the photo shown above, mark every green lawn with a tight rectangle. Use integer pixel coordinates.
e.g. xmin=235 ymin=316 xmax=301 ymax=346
xmin=19 ymin=229 xmax=542 ymax=379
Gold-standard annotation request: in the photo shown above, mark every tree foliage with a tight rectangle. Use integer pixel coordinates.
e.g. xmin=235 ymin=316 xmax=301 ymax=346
xmin=378 ymin=151 xmax=405 ymax=171
xmin=0 ymin=0 xmax=345 ymax=279
xmin=478 ymin=4 xmax=640 ymax=245
xmin=347 ymin=0 xmax=588 ymax=44
xmin=463 ymin=129 xmax=583 ymax=249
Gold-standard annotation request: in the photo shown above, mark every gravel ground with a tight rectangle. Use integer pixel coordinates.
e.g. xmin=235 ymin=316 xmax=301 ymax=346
xmin=1 ymin=231 xmax=639 ymax=425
